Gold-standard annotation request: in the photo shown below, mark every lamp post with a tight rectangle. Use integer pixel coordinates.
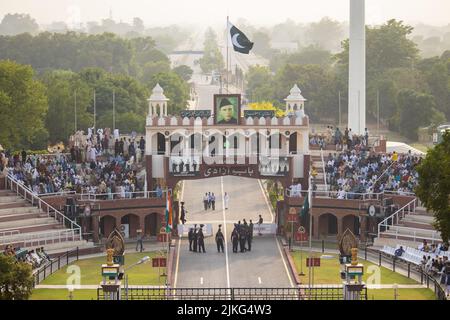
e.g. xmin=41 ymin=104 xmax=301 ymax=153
xmin=124 ymin=256 xmax=150 ymax=300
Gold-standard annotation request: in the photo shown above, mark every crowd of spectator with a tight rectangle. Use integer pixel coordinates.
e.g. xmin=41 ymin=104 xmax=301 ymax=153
xmin=2 ymin=129 xmax=147 ymax=197
xmin=323 ymin=149 xmax=421 ymax=198
xmin=3 ymin=245 xmax=50 ymax=269
xmin=310 ymin=126 xmax=370 ymax=152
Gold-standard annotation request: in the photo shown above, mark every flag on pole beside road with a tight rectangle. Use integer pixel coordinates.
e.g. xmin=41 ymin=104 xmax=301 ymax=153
xmin=228 ymin=21 xmax=254 ymax=54
xmin=300 ymin=194 xmax=309 ymax=217
xmin=165 ymin=191 xmax=172 ymax=233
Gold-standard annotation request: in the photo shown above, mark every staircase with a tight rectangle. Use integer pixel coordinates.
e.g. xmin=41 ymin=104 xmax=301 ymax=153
xmin=310 ymin=149 xmax=328 ymax=193
xmin=374 ymin=199 xmax=442 ymax=249
xmin=0 ymin=178 xmax=95 ymax=255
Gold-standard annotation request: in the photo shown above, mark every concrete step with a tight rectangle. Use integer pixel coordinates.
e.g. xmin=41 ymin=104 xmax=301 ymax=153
xmin=0 ymin=206 xmax=40 ymax=216
xmin=373 ymin=236 xmax=424 ymax=249
xmin=0 ymin=212 xmax=43 ymax=223
xmin=400 ymin=221 xmax=435 ymax=231
xmin=0 ymin=190 xmax=17 ymax=196
xmin=0 ymin=196 xmax=24 ymax=203
xmin=0 ymin=217 xmax=57 ymax=230
xmin=0 ymin=201 xmax=29 ymax=210
xmin=403 ymin=215 xmax=434 ymax=224
xmin=380 ymin=228 xmax=440 ymax=240
xmin=44 ymin=240 xmax=95 ymax=255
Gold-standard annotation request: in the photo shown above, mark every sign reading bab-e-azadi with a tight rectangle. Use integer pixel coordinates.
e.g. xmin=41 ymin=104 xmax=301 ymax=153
xmin=253 ymin=223 xmax=277 ymax=235
xmin=177 ymin=224 xmax=213 ymax=237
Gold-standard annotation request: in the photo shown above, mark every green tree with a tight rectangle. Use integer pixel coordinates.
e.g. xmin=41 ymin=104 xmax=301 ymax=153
xmin=415 ymin=130 xmax=450 ymax=242
xmin=173 ymin=65 xmax=193 ymax=82
xmin=40 ymin=70 xmax=93 ymax=143
xmin=336 ymin=20 xmax=419 ymax=78
xmin=245 ymin=66 xmax=274 ymax=103
xmin=270 ymin=46 xmax=332 ymax=72
xmin=0 ymin=254 xmax=34 ymax=300
xmin=305 ymin=17 xmax=344 ymax=52
xmin=397 ymin=89 xmax=440 ymax=140
xmin=0 ymin=13 xmax=39 ymax=36
xmin=0 ymin=60 xmax=48 ymax=149
xmin=148 ymin=71 xmax=189 ymax=115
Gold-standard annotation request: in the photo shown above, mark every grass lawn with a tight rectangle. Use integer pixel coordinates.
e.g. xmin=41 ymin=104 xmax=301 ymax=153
xmin=291 ymin=250 xmax=417 ymax=285
xmin=39 ymin=252 xmax=165 ymax=286
xmin=30 ymin=289 xmax=97 ymax=300
xmin=367 ymin=289 xmax=436 ymax=300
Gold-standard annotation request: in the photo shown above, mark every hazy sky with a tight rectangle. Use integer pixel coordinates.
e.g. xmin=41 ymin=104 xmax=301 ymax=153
xmin=1 ymin=0 xmax=449 ymax=27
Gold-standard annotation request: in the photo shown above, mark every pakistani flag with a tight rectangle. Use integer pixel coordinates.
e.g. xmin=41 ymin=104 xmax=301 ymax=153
xmin=300 ymin=195 xmax=309 ymax=217
xmin=228 ymin=21 xmax=254 ymax=54
xmin=165 ymin=191 xmax=173 ymax=233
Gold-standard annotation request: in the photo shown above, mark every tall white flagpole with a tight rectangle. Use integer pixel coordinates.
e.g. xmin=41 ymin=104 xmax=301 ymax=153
xmin=226 ymin=16 xmax=229 ymax=93
xmin=308 ymin=169 xmax=313 ymax=297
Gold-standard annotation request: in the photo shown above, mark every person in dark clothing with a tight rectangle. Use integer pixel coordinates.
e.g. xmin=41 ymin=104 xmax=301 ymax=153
xmin=198 ymin=225 xmax=206 ymax=253
xmin=211 ymin=193 xmax=216 ymax=210
xmin=247 ymin=220 xmax=254 ymax=251
xmin=180 ymin=203 xmax=186 ymax=224
xmin=215 ymin=225 xmax=225 ymax=253
xmin=21 ymin=149 xmax=27 ymax=164
xmin=188 ymin=228 xmax=194 ymax=251
xmin=114 ymin=139 xmax=120 ymax=157
xmin=239 ymin=226 xmax=247 ymax=253
xmin=192 ymin=224 xmax=198 ymax=252
xmin=139 ymin=136 xmax=145 ymax=158
xmin=231 ymin=228 xmax=239 ymax=253
xmin=119 ymin=139 xmax=124 ymax=155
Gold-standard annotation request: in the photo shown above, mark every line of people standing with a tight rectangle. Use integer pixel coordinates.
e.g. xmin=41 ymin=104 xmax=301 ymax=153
xmin=202 ymin=192 xmax=230 ymax=211
xmin=231 ymin=219 xmax=254 ymax=253
xmin=188 ymin=224 xmax=206 ymax=253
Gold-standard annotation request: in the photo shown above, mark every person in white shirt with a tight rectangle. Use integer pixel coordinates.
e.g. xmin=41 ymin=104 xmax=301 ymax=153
xmin=337 ymin=189 xmax=346 ymax=199
xmin=223 ymin=192 xmax=230 ymax=210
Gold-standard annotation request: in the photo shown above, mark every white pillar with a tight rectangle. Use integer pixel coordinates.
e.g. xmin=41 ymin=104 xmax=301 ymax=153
xmin=348 ymin=0 xmax=366 ymax=135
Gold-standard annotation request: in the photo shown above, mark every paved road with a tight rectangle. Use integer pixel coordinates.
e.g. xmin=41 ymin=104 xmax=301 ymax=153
xmin=174 ymin=176 xmax=294 ymax=288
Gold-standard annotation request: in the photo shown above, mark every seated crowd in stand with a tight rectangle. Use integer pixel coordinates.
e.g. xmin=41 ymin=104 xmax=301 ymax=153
xmin=324 ymin=149 xmax=420 ymax=198
xmin=3 ymin=129 xmax=147 ymax=198
xmin=3 ymin=245 xmax=51 ymax=269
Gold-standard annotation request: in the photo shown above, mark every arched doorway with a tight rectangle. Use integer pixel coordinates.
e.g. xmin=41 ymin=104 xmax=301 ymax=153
xmin=144 ymin=213 xmax=159 ymax=237
xmin=342 ymin=215 xmax=360 ymax=236
xmin=120 ymin=214 xmax=140 ymax=239
xmin=157 ymin=132 xmax=166 ymax=155
xmin=100 ymin=215 xmax=116 ymax=239
xmin=318 ymin=213 xmax=338 ymax=236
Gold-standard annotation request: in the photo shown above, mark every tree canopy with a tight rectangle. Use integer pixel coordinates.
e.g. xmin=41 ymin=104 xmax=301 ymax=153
xmin=415 ymin=130 xmax=450 ymax=242
xmin=0 ymin=60 xmax=48 ymax=149
xmin=0 ymin=254 xmax=34 ymax=300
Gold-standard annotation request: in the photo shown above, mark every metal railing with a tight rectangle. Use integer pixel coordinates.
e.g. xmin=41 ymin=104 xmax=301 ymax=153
xmin=1 ymin=229 xmax=80 ymax=248
xmin=77 ymin=190 xmax=167 ymax=201
xmin=285 ymin=189 xmax=384 ymax=201
xmin=0 ymin=230 xmax=20 ymax=238
xmin=97 ymin=286 xmax=367 ymax=300
xmin=366 ymin=247 xmax=447 ymax=300
xmin=4 ymin=174 xmax=82 ymax=244
xmin=376 ymin=197 xmax=441 ymax=243
xmin=319 ymin=147 xmax=328 ymax=192
xmin=33 ymin=247 xmax=79 ymax=286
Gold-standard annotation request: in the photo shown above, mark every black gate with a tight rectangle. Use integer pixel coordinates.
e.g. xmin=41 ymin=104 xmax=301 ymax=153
xmin=97 ymin=286 xmax=368 ymax=300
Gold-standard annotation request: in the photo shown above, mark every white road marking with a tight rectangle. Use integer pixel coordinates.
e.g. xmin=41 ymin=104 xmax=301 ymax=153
xmin=173 ymin=181 xmax=185 ymax=288
xmin=200 ymin=277 xmax=204 ymax=285
xmin=275 ymin=236 xmax=294 ymax=288
xmin=220 ymin=176 xmax=231 ymax=289
xmin=258 ymin=179 xmax=274 ymax=223
xmin=258 ymin=277 xmax=262 ymax=284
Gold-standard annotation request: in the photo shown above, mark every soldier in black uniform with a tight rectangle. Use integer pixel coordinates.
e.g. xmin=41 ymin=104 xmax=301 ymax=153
xmin=198 ymin=224 xmax=206 ymax=253
xmin=231 ymin=225 xmax=239 ymax=253
xmin=239 ymin=223 xmax=247 ymax=253
xmin=180 ymin=202 xmax=186 ymax=224
xmin=215 ymin=225 xmax=225 ymax=253
xmin=188 ymin=228 xmax=194 ymax=251
xmin=192 ymin=224 xmax=198 ymax=252
xmin=247 ymin=220 xmax=254 ymax=251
